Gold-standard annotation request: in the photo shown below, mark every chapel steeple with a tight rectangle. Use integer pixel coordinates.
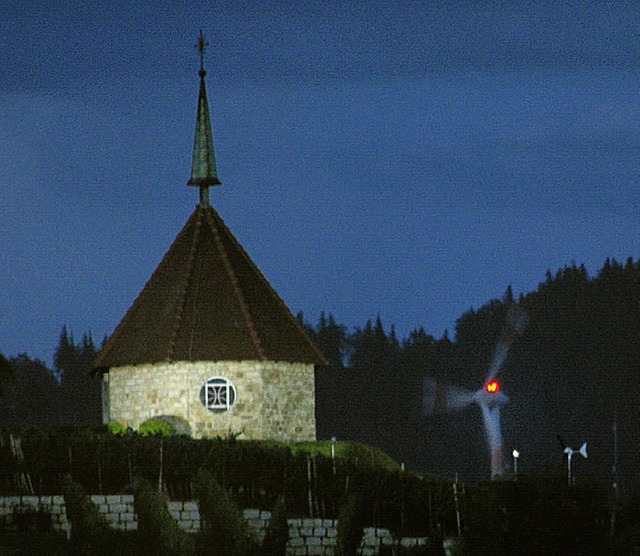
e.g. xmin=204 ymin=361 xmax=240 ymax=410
xmin=91 ymin=36 xmax=326 ymax=442
xmin=187 ymin=30 xmax=221 ymax=206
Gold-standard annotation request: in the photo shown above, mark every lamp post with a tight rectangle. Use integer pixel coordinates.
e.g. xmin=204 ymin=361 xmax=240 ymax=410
xmin=512 ymin=449 xmax=520 ymax=479
xmin=331 ymin=436 xmax=337 ymax=476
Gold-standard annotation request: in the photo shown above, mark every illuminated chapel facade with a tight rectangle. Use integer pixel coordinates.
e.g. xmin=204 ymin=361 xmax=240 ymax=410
xmin=91 ymin=38 xmax=325 ymax=441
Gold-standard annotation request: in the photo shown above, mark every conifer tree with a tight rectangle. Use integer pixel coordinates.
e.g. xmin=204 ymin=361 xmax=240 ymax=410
xmin=56 ymin=327 xmax=101 ymax=425
xmin=0 ymin=353 xmax=14 ymax=397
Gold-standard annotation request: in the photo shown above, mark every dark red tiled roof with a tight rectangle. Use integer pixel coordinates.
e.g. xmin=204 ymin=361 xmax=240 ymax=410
xmin=92 ymin=205 xmax=326 ymax=372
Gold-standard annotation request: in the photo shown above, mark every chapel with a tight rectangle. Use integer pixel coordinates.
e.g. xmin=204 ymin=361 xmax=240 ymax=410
xmin=92 ymin=34 xmax=326 ymax=441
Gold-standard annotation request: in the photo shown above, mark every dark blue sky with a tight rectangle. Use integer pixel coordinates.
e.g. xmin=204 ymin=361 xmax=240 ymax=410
xmin=1 ymin=1 xmax=638 ymax=365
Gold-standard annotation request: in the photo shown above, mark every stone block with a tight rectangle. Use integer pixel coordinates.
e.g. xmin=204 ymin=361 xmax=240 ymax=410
xmin=288 ymin=527 xmax=300 ymax=538
xmin=21 ymin=496 xmax=39 ymax=506
xmin=244 ymin=508 xmax=260 ymax=519
xmin=4 ymin=497 xmax=21 ymax=508
xmin=247 ymin=518 xmax=265 ymax=531
xmin=288 ymin=537 xmax=304 ymax=547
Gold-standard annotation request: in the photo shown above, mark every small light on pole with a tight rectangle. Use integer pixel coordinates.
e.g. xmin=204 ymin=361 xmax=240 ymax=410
xmin=331 ymin=437 xmax=337 ymax=476
xmin=512 ymin=449 xmax=520 ymax=479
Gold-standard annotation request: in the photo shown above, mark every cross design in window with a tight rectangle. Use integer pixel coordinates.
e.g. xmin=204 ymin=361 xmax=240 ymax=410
xmin=202 ymin=377 xmax=236 ymax=411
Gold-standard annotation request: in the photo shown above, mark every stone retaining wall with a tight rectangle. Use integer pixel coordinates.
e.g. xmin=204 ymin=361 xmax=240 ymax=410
xmin=0 ymin=495 xmax=429 ymax=555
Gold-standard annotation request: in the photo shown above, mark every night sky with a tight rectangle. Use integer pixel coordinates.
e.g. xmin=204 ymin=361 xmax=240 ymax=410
xmin=2 ymin=1 xmax=638 ymax=367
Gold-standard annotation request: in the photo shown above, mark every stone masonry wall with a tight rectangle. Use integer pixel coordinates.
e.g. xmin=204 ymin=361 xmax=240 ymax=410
xmin=0 ymin=495 xmax=429 ymax=555
xmin=106 ymin=360 xmax=316 ymax=442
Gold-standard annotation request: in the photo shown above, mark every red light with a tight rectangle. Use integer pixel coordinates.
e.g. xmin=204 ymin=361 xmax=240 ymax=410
xmin=486 ymin=380 xmax=500 ymax=393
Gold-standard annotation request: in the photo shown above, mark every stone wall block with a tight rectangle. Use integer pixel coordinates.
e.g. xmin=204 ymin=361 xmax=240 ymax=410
xmin=288 ymin=526 xmax=301 ymax=538
xmin=288 ymin=537 xmax=305 ymax=548
xmin=243 ymin=508 xmax=260 ymax=519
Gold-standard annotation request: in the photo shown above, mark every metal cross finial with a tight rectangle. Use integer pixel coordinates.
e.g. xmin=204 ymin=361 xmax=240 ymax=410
xmin=197 ymin=30 xmax=208 ymax=75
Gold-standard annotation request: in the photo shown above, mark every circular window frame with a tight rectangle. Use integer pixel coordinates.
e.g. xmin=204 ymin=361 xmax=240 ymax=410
xmin=200 ymin=376 xmax=237 ymax=412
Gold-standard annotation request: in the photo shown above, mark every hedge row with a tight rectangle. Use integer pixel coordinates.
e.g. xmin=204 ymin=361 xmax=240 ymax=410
xmin=0 ymin=427 xmax=455 ymax=537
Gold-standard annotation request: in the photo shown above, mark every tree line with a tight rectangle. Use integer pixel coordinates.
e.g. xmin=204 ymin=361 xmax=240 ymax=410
xmin=0 ymin=327 xmax=101 ymax=427
xmin=1 ymin=257 xmax=639 ymax=492
xmin=311 ymin=257 xmax=640 ymax=492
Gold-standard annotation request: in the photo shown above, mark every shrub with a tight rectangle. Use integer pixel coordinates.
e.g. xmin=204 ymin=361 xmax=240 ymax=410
xmin=133 ymin=477 xmax=194 ymax=556
xmin=62 ymin=474 xmax=111 ymax=555
xmin=337 ymin=493 xmax=366 ymax=556
xmin=260 ymin=496 xmax=289 ymax=556
xmin=139 ymin=418 xmax=174 ymax=437
xmin=193 ymin=470 xmax=257 ymax=556
xmin=107 ymin=421 xmax=131 ymax=436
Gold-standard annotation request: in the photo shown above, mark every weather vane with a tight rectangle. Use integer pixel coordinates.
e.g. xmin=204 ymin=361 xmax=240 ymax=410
xmin=197 ymin=30 xmax=208 ymax=75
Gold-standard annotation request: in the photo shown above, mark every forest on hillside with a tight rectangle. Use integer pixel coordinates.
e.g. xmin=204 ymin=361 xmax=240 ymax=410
xmin=1 ymin=257 xmax=639 ymax=493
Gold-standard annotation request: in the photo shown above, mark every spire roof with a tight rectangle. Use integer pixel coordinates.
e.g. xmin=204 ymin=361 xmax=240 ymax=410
xmin=92 ymin=205 xmax=327 ymax=372
xmin=187 ymin=31 xmax=221 ymax=203
xmin=92 ymin=32 xmax=326 ymax=372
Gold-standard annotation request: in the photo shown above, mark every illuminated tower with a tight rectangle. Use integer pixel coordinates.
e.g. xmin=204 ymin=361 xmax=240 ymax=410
xmin=92 ymin=33 xmax=325 ymax=440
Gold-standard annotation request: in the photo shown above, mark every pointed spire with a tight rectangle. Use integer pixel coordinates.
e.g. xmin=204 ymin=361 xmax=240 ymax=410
xmin=188 ymin=30 xmax=221 ymax=206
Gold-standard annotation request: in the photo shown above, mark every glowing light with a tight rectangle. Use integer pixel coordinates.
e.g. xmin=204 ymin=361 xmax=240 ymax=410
xmin=486 ymin=380 xmax=500 ymax=393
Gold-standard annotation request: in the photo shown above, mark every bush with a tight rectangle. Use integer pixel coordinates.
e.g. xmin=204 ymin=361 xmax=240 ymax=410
xmin=107 ymin=421 xmax=131 ymax=436
xmin=337 ymin=493 xmax=366 ymax=556
xmin=62 ymin=474 xmax=111 ymax=555
xmin=260 ymin=496 xmax=289 ymax=556
xmin=193 ymin=470 xmax=257 ymax=556
xmin=139 ymin=418 xmax=174 ymax=437
xmin=133 ymin=477 xmax=194 ymax=556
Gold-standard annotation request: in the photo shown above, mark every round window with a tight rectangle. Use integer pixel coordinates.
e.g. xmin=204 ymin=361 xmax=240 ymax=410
xmin=200 ymin=377 xmax=237 ymax=412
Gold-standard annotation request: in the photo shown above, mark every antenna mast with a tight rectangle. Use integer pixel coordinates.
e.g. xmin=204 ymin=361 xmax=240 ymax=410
xmin=612 ymin=408 xmax=619 ymax=499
